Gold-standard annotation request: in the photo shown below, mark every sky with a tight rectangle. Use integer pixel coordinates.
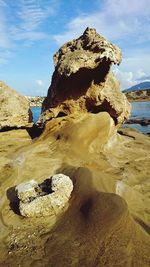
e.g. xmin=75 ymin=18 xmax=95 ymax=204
xmin=0 ymin=0 xmax=150 ymax=96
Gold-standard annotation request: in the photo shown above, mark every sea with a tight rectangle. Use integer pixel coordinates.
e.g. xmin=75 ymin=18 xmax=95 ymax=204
xmin=31 ymin=101 xmax=150 ymax=134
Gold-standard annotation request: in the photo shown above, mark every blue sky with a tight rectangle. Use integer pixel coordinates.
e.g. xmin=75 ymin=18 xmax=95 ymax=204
xmin=0 ymin=0 xmax=150 ymax=96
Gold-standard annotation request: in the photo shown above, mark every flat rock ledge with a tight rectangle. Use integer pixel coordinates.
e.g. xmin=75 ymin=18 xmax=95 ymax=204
xmin=15 ymin=174 xmax=73 ymax=217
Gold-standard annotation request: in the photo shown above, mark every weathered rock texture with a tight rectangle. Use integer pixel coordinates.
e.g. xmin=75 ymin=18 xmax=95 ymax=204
xmin=41 ymin=27 xmax=131 ymax=125
xmin=16 ymin=174 xmax=73 ymax=217
xmin=25 ymin=96 xmax=45 ymax=107
xmin=0 ymin=81 xmax=32 ymax=130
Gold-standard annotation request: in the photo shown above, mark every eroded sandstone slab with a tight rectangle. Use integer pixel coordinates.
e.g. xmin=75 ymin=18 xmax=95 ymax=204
xmin=40 ymin=27 xmax=131 ymax=125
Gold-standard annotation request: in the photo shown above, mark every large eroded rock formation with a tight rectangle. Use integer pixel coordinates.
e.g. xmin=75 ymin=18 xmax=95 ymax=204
xmin=41 ymin=27 xmax=131 ymax=125
xmin=0 ymin=81 xmax=32 ymax=130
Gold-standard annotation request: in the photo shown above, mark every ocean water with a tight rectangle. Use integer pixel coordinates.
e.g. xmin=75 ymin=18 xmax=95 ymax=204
xmin=123 ymin=101 xmax=150 ymax=134
xmin=130 ymin=101 xmax=150 ymax=119
xmin=31 ymin=106 xmax=41 ymax=123
xmin=122 ymin=123 xmax=150 ymax=133
xmin=31 ymin=101 xmax=150 ymax=133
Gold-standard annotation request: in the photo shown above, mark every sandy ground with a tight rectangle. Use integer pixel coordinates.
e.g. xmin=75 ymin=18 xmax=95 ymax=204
xmin=0 ymin=113 xmax=150 ymax=266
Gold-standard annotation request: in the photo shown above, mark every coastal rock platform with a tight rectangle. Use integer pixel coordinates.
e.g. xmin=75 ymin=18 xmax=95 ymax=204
xmin=0 ymin=124 xmax=149 ymax=267
xmin=0 ymin=28 xmax=149 ymax=267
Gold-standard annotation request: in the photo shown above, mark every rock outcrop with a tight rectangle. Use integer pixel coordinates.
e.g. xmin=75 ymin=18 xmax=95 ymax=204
xmin=16 ymin=174 xmax=73 ymax=217
xmin=40 ymin=27 xmax=131 ymax=125
xmin=0 ymin=28 xmax=149 ymax=267
xmin=0 ymin=81 xmax=32 ymax=130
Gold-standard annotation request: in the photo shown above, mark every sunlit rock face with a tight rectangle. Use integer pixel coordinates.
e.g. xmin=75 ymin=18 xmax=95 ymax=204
xmin=40 ymin=112 xmax=118 ymax=154
xmin=0 ymin=81 xmax=32 ymax=130
xmin=40 ymin=27 xmax=131 ymax=125
xmin=16 ymin=174 xmax=73 ymax=217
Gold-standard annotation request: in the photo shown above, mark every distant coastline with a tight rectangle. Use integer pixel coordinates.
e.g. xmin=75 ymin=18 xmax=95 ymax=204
xmin=124 ymin=89 xmax=150 ymax=102
xmin=25 ymin=90 xmax=150 ymax=107
xmin=25 ymin=96 xmax=45 ymax=107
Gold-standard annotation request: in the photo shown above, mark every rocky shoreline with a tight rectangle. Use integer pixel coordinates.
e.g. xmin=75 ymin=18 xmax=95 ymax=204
xmin=0 ymin=28 xmax=149 ymax=267
xmin=124 ymin=89 xmax=150 ymax=102
xmin=25 ymin=90 xmax=150 ymax=107
xmin=125 ymin=118 xmax=150 ymax=126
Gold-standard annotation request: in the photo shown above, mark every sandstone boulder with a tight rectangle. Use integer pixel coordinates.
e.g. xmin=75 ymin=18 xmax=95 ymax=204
xmin=0 ymin=81 xmax=32 ymax=130
xmin=40 ymin=27 xmax=131 ymax=125
xmin=15 ymin=174 xmax=73 ymax=217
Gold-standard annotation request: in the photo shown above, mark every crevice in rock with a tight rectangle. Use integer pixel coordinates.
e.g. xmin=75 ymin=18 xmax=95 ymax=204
xmin=28 ymin=108 xmax=33 ymax=123
xmin=0 ymin=124 xmax=45 ymax=139
xmin=38 ymin=178 xmax=54 ymax=195
xmin=42 ymin=58 xmax=111 ymax=111
xmin=56 ymin=111 xmax=67 ymax=118
xmin=117 ymin=130 xmax=135 ymax=139
xmin=86 ymin=99 xmax=118 ymax=125
xmin=26 ymin=124 xmax=45 ymax=139
xmin=133 ymin=216 xmax=150 ymax=235
xmin=7 ymin=186 xmax=21 ymax=215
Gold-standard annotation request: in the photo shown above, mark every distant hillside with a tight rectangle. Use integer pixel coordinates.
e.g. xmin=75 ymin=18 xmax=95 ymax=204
xmin=124 ymin=89 xmax=150 ymax=102
xmin=123 ymin=82 xmax=150 ymax=92
xmin=25 ymin=96 xmax=45 ymax=107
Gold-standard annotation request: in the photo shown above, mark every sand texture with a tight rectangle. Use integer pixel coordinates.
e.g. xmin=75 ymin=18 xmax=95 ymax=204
xmin=0 ymin=115 xmax=149 ymax=267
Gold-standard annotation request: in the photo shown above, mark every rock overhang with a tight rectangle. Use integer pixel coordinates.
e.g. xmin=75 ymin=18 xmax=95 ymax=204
xmin=54 ymin=27 xmax=122 ymax=77
xmin=40 ymin=27 xmax=130 ymax=126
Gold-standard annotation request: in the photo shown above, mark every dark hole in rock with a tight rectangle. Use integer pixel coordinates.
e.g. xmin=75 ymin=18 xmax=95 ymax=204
xmin=80 ymin=197 xmax=93 ymax=219
xmin=56 ymin=134 xmax=61 ymax=140
xmin=42 ymin=58 xmax=110 ymax=110
xmin=38 ymin=178 xmax=54 ymax=196
xmin=86 ymin=99 xmax=118 ymax=125
xmin=56 ymin=112 xmax=67 ymax=118
xmin=6 ymin=186 xmax=20 ymax=215
xmin=27 ymin=124 xmax=45 ymax=139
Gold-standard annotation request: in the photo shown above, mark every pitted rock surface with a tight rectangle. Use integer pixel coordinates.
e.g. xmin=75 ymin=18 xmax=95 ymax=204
xmin=0 ymin=81 xmax=32 ymax=130
xmin=16 ymin=174 xmax=73 ymax=217
xmin=40 ymin=27 xmax=130 ymax=125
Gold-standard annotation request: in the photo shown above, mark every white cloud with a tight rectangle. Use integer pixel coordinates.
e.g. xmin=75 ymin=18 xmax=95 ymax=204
xmin=103 ymin=0 xmax=150 ymax=16
xmin=10 ymin=0 xmax=59 ymax=42
xmin=0 ymin=50 xmax=12 ymax=64
xmin=36 ymin=79 xmax=45 ymax=87
xmin=0 ymin=2 xmax=13 ymax=63
xmin=136 ymin=69 xmax=146 ymax=80
xmin=0 ymin=6 xmax=10 ymax=48
xmin=113 ymin=53 xmax=150 ymax=89
xmin=136 ymin=75 xmax=150 ymax=82
xmin=53 ymin=0 xmax=150 ymax=90
xmin=0 ymin=0 xmax=7 ymax=7
xmin=0 ymin=0 xmax=60 ymax=64
xmin=17 ymin=0 xmax=58 ymax=32
xmin=113 ymin=68 xmax=136 ymax=89
xmin=53 ymin=0 xmax=150 ymax=46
